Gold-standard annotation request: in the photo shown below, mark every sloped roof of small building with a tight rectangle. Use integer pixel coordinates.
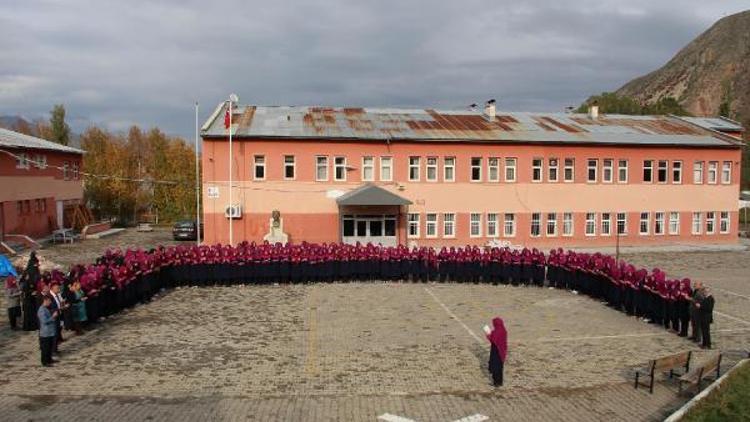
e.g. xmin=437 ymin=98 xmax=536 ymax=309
xmin=201 ymin=103 xmax=743 ymax=148
xmin=336 ymin=183 xmax=412 ymax=206
xmin=0 ymin=127 xmax=84 ymax=154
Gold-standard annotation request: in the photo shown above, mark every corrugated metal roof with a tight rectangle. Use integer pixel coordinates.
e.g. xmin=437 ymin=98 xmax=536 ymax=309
xmin=677 ymin=116 xmax=744 ymax=132
xmin=201 ymin=103 xmax=743 ymax=147
xmin=0 ymin=127 xmax=84 ymax=154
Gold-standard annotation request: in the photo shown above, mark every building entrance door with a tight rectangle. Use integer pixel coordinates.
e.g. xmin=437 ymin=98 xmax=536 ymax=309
xmin=342 ymin=214 xmax=397 ymax=246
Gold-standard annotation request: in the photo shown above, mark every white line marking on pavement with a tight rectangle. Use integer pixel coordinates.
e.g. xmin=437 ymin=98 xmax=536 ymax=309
xmin=378 ymin=413 xmax=416 ymax=422
xmin=714 ymin=287 xmax=750 ymax=300
xmin=715 ymin=311 xmax=750 ymax=326
xmin=425 ymin=287 xmax=484 ymax=344
xmin=453 ymin=414 xmax=489 ymax=422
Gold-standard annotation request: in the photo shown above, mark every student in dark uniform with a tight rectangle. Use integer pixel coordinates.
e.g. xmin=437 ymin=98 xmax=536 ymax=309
xmin=21 ymin=252 xmax=41 ymax=331
xmin=486 ymin=317 xmax=508 ymax=387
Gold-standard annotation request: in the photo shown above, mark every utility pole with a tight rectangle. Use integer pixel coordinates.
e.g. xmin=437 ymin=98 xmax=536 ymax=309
xmin=195 ymin=102 xmax=201 ymax=245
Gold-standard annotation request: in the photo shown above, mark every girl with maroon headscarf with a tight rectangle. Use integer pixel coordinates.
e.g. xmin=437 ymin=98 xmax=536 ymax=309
xmin=485 ymin=317 xmax=508 ymax=387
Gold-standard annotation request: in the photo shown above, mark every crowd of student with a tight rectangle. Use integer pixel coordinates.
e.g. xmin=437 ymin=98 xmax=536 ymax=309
xmin=2 ymin=241 xmax=715 ymax=367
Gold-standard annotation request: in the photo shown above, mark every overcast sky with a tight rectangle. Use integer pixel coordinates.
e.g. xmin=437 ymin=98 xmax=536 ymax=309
xmin=1 ymin=0 xmax=747 ymax=139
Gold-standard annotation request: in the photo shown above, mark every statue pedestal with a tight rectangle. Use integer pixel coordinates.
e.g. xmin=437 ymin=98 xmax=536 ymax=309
xmin=263 ymin=218 xmax=289 ymax=244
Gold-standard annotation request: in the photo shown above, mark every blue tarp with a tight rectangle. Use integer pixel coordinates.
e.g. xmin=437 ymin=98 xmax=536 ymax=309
xmin=0 ymin=254 xmax=18 ymax=277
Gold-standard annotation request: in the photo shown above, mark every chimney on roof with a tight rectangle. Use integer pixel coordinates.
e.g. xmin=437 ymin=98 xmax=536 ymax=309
xmin=484 ymin=99 xmax=496 ymax=121
xmin=588 ymin=102 xmax=599 ymax=120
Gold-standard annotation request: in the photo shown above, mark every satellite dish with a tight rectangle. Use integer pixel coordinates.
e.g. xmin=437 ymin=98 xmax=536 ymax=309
xmin=229 ymin=93 xmax=239 ymax=103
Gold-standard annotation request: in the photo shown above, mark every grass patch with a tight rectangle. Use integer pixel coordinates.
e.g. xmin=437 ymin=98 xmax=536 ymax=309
xmin=682 ymin=360 xmax=750 ymax=422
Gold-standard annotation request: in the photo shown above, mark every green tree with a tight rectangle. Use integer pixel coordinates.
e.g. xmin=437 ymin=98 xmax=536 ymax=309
xmin=577 ymin=92 xmax=689 ymax=116
xmin=49 ymin=104 xmax=71 ymax=146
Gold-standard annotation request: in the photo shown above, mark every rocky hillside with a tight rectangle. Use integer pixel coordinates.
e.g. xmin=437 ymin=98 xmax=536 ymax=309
xmin=617 ymin=10 xmax=750 ymax=137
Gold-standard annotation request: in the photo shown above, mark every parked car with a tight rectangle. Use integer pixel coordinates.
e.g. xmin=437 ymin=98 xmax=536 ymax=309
xmin=172 ymin=220 xmax=201 ymax=241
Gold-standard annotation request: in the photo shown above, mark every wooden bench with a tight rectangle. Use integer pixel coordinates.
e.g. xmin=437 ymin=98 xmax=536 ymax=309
xmin=635 ymin=351 xmax=692 ymax=394
xmin=678 ymin=353 xmax=722 ymax=393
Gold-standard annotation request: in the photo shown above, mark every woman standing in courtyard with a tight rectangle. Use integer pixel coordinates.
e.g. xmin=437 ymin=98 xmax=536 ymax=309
xmin=485 ymin=317 xmax=508 ymax=387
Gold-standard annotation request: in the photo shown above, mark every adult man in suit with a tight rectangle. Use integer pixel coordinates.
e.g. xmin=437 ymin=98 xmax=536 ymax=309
xmin=37 ymin=295 xmax=58 ymax=367
xmin=49 ymin=283 xmax=67 ymax=354
xmin=698 ymin=287 xmax=715 ymax=349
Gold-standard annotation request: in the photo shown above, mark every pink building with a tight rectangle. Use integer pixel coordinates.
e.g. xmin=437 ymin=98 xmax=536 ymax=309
xmin=0 ymin=128 xmax=84 ymax=240
xmin=200 ymin=102 xmax=743 ymax=248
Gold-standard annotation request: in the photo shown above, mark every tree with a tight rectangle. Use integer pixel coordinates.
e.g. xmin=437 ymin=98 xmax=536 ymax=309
xmin=577 ymin=92 xmax=690 ymax=116
xmin=49 ymin=104 xmax=71 ymax=146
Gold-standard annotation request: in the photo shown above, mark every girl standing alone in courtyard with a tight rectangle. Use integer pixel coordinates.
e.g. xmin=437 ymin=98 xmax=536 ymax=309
xmin=486 ymin=317 xmax=508 ymax=387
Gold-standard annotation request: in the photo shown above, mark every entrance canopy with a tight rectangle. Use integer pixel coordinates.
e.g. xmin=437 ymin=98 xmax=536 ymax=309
xmin=336 ymin=183 xmax=412 ymax=206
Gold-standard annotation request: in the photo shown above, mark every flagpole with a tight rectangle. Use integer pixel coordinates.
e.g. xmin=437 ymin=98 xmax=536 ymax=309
xmin=228 ymin=97 xmax=233 ymax=247
xmin=195 ymin=101 xmax=201 ymax=246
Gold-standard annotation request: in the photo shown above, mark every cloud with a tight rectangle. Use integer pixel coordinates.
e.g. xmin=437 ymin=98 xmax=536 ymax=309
xmin=0 ymin=0 xmax=747 ymax=138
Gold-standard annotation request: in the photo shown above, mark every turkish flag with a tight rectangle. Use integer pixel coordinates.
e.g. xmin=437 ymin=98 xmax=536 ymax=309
xmin=224 ymin=107 xmax=231 ymax=129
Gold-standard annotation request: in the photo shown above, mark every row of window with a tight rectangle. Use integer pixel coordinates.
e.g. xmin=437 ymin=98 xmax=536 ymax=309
xmin=248 ymin=155 xmax=734 ymax=184
xmin=16 ymin=199 xmax=47 ymax=215
xmin=15 ymin=153 xmax=80 ymax=180
xmin=404 ymin=211 xmax=731 ymax=239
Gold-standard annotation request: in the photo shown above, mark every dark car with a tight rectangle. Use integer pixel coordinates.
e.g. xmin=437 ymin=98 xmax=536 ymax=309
xmin=172 ymin=220 xmax=201 ymax=241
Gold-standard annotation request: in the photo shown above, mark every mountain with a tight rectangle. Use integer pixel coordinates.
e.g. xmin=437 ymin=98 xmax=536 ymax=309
xmin=617 ymin=10 xmax=750 ymax=137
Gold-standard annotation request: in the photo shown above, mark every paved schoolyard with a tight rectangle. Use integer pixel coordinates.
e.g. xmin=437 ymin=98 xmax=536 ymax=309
xmin=0 ymin=238 xmax=748 ymax=421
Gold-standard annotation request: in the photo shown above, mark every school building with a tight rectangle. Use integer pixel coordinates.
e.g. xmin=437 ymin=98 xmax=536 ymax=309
xmin=0 ymin=127 xmax=84 ymax=240
xmin=200 ymin=101 xmax=743 ymax=248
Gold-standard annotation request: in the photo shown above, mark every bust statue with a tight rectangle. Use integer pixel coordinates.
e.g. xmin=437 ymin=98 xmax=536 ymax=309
xmin=272 ymin=210 xmax=281 ymax=228
xmin=264 ymin=209 xmax=288 ymax=244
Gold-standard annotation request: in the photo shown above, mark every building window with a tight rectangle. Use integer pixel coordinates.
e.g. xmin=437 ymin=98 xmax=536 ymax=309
xmin=706 ymin=212 xmax=716 ymax=234
xmin=668 ymin=212 xmax=680 ymax=235
xmin=602 ymin=159 xmax=613 ymax=183
xmin=443 ymin=157 xmax=455 ymax=182
xmin=654 ymin=212 xmax=665 ymax=235
xmin=548 ymin=158 xmax=559 ymax=182
xmin=63 ymin=161 xmax=70 ymax=180
xmin=470 ymin=213 xmax=482 ymax=237
xmin=585 ymin=212 xmax=596 ymax=236
xmin=692 ymin=212 xmax=702 ymax=235
xmin=564 ymin=158 xmax=575 ymax=182
xmin=316 ymin=156 xmax=329 ymax=181
xmin=546 ymin=212 xmax=557 ymax=236
xmin=380 ymin=157 xmax=392 ymax=181
xmin=334 ymin=156 xmax=347 ymax=181
xmin=601 ymin=213 xmax=611 ymax=236
xmin=284 ymin=155 xmax=295 ymax=180
xmin=562 ymin=212 xmax=573 ymax=236
xmin=252 ymin=155 xmax=265 ymax=180
xmin=15 ymin=153 xmax=30 ymax=169
xmin=616 ymin=212 xmax=627 ymax=235
xmin=639 ymin=212 xmax=650 ymax=235
xmin=722 ymin=162 xmax=732 ymax=184
xmin=693 ymin=161 xmax=704 ymax=184
xmin=657 ymin=160 xmax=668 ymax=183
xmin=505 ymin=158 xmax=517 ymax=182
xmin=361 ymin=156 xmax=374 ymax=181
xmin=530 ymin=213 xmax=541 ymax=237
xmin=33 ymin=154 xmax=47 ymax=169
xmin=471 ymin=157 xmax=482 ymax=182
xmin=720 ymin=211 xmax=730 ymax=233
xmin=72 ymin=162 xmax=80 ymax=180
xmin=707 ymin=161 xmax=717 ymax=184
xmin=426 ymin=213 xmax=438 ymax=238
xmin=487 ymin=213 xmax=498 ymax=237
xmin=618 ymin=160 xmax=628 ymax=183
xmin=672 ymin=161 xmax=682 ymax=184
xmin=443 ymin=213 xmax=455 ymax=238
xmin=503 ymin=213 xmax=515 ymax=237
xmin=643 ymin=160 xmax=653 ymax=183
xmin=408 ymin=156 xmax=420 ymax=181
xmin=426 ymin=157 xmax=438 ymax=182
xmin=587 ymin=159 xmax=598 ymax=182
xmin=532 ymin=158 xmax=543 ymax=182
xmin=488 ymin=157 xmax=500 ymax=182
xmin=408 ymin=213 xmax=420 ymax=238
